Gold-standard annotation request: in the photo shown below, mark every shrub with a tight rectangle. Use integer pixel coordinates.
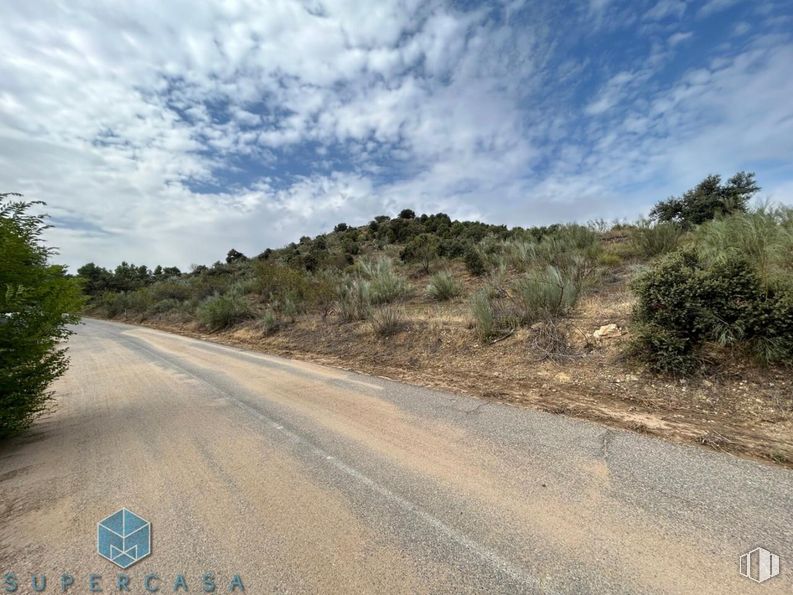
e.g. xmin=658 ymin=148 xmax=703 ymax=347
xmin=631 ymin=220 xmax=683 ymax=258
xmin=149 ymin=279 xmax=193 ymax=301
xmin=337 ymin=278 xmax=371 ymax=321
xmin=371 ymin=305 xmax=407 ymax=337
xmin=1 ymin=194 xmax=83 ymax=437
xmin=426 ymin=271 xmax=462 ymax=301
xmin=464 ymin=246 xmax=487 ymax=276
xmin=196 ymin=292 xmax=252 ymax=330
xmin=401 ymin=233 xmax=439 ymax=273
xmin=356 ymin=258 xmax=409 ymax=304
xmin=148 ymin=298 xmax=182 ymax=315
xmin=630 ymin=248 xmax=793 ymax=374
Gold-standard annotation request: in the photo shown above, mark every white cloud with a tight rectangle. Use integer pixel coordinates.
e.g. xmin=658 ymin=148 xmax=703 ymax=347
xmin=668 ymin=31 xmax=693 ymax=46
xmin=644 ymin=0 xmax=688 ymax=21
xmin=697 ymin=0 xmax=740 ymax=18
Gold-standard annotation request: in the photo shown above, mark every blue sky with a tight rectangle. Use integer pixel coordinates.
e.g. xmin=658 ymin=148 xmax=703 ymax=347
xmin=1 ymin=0 xmax=792 ymax=269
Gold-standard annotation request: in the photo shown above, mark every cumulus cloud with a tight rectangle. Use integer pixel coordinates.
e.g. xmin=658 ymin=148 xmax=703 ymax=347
xmin=0 ymin=0 xmax=792 ymax=269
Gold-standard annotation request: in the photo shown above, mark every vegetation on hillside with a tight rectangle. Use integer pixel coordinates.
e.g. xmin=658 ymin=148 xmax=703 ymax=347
xmin=1 ymin=194 xmax=83 ymax=437
xmin=78 ymin=172 xmax=793 ymax=377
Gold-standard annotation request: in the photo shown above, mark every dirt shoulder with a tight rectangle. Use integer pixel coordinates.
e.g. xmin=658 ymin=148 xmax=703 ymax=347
xmin=92 ymin=271 xmax=793 ymax=469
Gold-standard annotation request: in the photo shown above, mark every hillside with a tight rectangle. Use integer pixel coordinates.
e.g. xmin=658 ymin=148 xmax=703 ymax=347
xmin=78 ymin=177 xmax=793 ymax=466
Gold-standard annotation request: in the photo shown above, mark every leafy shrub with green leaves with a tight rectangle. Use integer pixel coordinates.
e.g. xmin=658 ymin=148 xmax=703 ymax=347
xmin=1 ymin=194 xmax=83 ymax=437
xmin=400 ymin=233 xmax=439 ymax=273
xmin=464 ymin=246 xmax=487 ymax=276
xmin=426 ymin=271 xmax=461 ymax=301
xmin=196 ymin=292 xmax=252 ymax=330
xmin=631 ymin=248 xmax=793 ymax=374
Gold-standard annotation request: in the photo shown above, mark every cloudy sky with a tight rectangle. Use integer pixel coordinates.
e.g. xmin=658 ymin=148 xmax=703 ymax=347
xmin=1 ymin=0 xmax=792 ymax=270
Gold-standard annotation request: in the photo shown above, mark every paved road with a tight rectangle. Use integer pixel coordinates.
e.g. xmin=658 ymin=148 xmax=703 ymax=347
xmin=1 ymin=319 xmax=792 ymax=593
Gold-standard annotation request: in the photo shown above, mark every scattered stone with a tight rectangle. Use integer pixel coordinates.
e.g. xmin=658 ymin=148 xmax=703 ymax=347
xmin=593 ymin=323 xmax=621 ymax=339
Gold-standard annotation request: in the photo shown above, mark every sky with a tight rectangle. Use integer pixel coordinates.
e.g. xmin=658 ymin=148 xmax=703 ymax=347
xmin=1 ymin=0 xmax=792 ymax=270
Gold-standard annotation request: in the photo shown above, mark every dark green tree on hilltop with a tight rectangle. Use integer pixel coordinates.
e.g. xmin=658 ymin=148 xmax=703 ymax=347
xmin=1 ymin=193 xmax=83 ymax=437
xmin=650 ymin=172 xmax=759 ymax=228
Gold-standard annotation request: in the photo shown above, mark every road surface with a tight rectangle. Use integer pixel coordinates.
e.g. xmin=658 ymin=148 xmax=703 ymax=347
xmin=1 ymin=319 xmax=792 ymax=593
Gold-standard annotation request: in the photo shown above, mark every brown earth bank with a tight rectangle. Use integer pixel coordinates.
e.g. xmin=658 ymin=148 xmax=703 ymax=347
xmin=88 ymin=266 xmax=793 ymax=469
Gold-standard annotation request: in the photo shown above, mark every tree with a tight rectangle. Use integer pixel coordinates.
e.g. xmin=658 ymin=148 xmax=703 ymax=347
xmin=401 ymin=233 xmax=439 ymax=273
xmin=1 ymin=193 xmax=83 ymax=437
xmin=76 ymin=262 xmax=112 ymax=295
xmin=334 ymin=222 xmax=349 ymax=232
xmin=650 ymin=172 xmax=759 ymax=227
xmin=399 ymin=209 xmax=416 ymax=219
xmin=226 ymin=248 xmax=247 ymax=264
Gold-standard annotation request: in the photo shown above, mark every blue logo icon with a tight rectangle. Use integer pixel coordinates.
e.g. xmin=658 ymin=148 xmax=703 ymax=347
xmin=97 ymin=508 xmax=151 ymax=568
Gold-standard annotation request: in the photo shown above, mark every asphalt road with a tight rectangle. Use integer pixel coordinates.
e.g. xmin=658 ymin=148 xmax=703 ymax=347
xmin=1 ymin=319 xmax=792 ymax=593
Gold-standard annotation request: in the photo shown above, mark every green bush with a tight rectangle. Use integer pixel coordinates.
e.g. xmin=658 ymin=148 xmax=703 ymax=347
xmin=148 ymin=298 xmax=182 ymax=315
xmin=400 ymin=233 xmax=439 ymax=273
xmin=426 ymin=271 xmax=461 ymax=301
xmin=464 ymin=246 xmax=487 ymax=276
xmin=371 ymin=305 xmax=407 ymax=337
xmin=1 ymin=194 xmax=83 ymax=437
xmin=631 ymin=248 xmax=793 ymax=374
xmin=196 ymin=292 xmax=252 ymax=330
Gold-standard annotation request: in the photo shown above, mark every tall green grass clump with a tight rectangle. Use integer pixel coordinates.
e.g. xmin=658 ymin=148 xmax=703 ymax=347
xmin=337 ymin=277 xmax=371 ymax=321
xmin=356 ymin=257 xmax=409 ymax=304
xmin=513 ymin=266 xmax=580 ymax=322
xmin=371 ymin=305 xmax=407 ymax=337
xmin=631 ymin=220 xmax=684 ymax=258
xmin=426 ymin=271 xmax=461 ymax=301
xmin=695 ymin=206 xmax=793 ymax=286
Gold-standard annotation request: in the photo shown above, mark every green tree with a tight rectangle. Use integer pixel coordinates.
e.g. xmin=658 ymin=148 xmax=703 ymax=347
xmin=226 ymin=248 xmax=247 ymax=264
xmin=650 ymin=172 xmax=759 ymax=228
xmin=76 ymin=262 xmax=112 ymax=295
xmin=1 ymin=194 xmax=83 ymax=437
xmin=401 ymin=233 xmax=439 ymax=273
